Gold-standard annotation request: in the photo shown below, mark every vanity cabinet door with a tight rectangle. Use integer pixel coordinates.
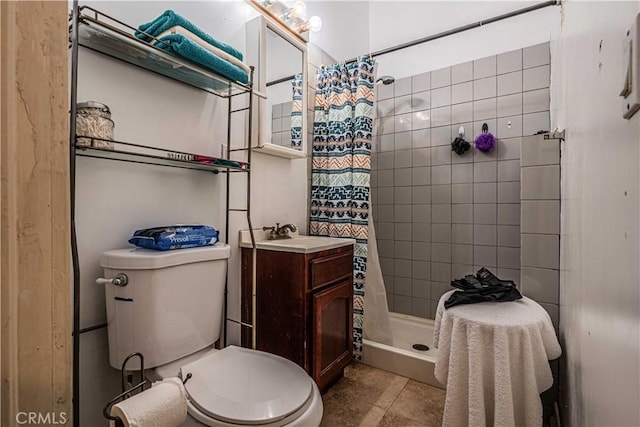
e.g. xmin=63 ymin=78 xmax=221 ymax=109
xmin=311 ymin=279 xmax=353 ymax=392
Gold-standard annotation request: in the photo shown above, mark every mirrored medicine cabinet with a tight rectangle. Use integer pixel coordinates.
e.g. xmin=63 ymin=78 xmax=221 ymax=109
xmin=246 ymin=15 xmax=308 ymax=159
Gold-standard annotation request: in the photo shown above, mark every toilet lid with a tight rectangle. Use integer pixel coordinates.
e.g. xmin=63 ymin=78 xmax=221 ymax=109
xmin=180 ymin=346 xmax=313 ymax=425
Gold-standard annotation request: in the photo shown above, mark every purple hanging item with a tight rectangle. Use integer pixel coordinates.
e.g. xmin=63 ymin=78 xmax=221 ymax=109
xmin=475 ymin=123 xmax=496 ymax=152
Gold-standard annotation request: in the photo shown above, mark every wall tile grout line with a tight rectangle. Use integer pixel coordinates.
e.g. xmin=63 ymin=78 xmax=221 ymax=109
xmin=372 ymin=43 xmax=549 ymax=318
xmin=493 ymin=52 xmax=501 ymax=270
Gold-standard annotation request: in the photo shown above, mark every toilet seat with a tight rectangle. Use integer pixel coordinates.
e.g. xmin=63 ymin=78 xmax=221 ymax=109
xmin=180 ymin=346 xmax=314 ymax=426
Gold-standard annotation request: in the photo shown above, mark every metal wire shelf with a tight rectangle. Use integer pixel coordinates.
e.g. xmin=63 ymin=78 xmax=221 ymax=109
xmin=75 ymin=136 xmax=249 ymax=172
xmin=69 ymin=4 xmax=256 ymax=425
xmin=76 ymin=6 xmax=252 ymax=98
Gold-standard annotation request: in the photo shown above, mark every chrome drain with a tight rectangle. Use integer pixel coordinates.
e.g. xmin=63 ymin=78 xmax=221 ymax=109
xmin=412 ymin=343 xmax=430 ymax=351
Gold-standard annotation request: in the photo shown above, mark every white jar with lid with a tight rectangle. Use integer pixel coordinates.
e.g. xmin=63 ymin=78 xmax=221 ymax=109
xmin=76 ymin=101 xmax=114 ymax=149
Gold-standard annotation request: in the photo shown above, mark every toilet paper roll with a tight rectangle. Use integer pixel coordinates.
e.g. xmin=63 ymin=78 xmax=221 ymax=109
xmin=110 ymin=377 xmax=188 ymax=427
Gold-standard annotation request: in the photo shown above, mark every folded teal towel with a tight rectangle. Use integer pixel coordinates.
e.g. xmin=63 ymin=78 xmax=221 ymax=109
xmin=156 ymin=34 xmax=249 ymax=84
xmin=137 ymin=10 xmax=243 ymax=61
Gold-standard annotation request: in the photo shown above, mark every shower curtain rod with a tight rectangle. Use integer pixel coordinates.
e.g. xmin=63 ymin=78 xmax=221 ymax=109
xmin=267 ymin=75 xmax=295 ymax=86
xmin=342 ymin=0 xmax=559 ymax=65
xmin=262 ymin=1 xmax=558 ymax=89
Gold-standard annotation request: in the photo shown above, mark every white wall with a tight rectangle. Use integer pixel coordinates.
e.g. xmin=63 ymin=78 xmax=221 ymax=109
xmin=368 ymin=1 xmax=543 ymax=53
xmin=267 ymin=80 xmax=293 ymax=105
xmin=376 ymin=6 xmax=560 ymax=79
xmin=551 ymin=1 xmax=640 ymax=425
xmin=266 ymin=27 xmax=303 ymax=82
xmin=306 ymin=1 xmax=558 ymax=73
xmin=75 ymin=1 xmax=308 ymax=424
xmin=306 ymin=0 xmax=370 ymax=63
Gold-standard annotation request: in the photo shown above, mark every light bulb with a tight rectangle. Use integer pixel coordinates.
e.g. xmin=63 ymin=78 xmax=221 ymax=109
xmin=308 ymin=15 xmax=322 ymax=32
xmin=291 ymin=1 xmax=307 ymax=19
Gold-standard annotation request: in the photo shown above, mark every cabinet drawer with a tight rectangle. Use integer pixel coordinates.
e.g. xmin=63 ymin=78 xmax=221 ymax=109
xmin=310 ymin=251 xmax=353 ymax=290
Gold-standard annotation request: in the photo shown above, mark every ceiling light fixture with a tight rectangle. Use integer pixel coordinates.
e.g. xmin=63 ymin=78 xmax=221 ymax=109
xmin=257 ymin=0 xmax=322 ymax=35
xmin=290 ymin=1 xmax=307 ymax=19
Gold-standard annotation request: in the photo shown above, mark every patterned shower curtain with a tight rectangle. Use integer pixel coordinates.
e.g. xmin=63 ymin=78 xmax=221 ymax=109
xmin=309 ymin=56 xmax=375 ymax=358
xmin=291 ymin=73 xmax=303 ymax=149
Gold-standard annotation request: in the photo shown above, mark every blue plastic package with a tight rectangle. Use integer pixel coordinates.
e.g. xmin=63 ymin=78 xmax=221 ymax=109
xmin=128 ymin=225 xmax=219 ymax=251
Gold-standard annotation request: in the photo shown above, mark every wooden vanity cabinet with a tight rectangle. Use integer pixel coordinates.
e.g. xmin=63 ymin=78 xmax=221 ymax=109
xmin=241 ymin=244 xmax=354 ymax=392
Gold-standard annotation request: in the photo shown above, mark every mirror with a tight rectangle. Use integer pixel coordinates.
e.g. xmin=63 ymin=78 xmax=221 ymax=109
xmin=247 ymin=16 xmax=307 ymax=159
xmin=266 ymin=28 xmax=303 ymax=151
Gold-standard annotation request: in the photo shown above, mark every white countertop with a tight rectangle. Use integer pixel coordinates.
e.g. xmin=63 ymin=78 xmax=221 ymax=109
xmin=238 ymin=229 xmax=355 ymax=254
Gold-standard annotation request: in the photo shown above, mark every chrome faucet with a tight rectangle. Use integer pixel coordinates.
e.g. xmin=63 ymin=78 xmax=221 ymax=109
xmin=263 ymin=223 xmax=297 ymax=240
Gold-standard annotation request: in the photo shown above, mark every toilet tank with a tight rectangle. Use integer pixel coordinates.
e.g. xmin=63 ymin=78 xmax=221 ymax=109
xmin=100 ymin=244 xmax=230 ymax=370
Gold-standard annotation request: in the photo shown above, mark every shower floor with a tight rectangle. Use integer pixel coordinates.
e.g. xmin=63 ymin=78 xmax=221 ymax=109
xmin=361 ymin=312 xmax=442 ymax=389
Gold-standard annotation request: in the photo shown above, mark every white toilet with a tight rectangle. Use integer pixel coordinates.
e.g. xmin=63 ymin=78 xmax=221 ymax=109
xmin=100 ymin=244 xmax=323 ymax=427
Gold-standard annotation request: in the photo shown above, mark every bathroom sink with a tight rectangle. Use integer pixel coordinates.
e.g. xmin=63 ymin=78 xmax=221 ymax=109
xmin=258 ymin=236 xmax=352 ymax=251
xmin=239 ymin=230 xmax=355 ymax=254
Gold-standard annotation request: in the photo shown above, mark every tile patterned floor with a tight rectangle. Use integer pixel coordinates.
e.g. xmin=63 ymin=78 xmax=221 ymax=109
xmin=321 ymin=362 xmax=446 ymax=427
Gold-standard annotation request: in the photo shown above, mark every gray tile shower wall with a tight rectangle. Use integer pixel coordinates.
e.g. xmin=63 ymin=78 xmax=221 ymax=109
xmin=271 ymin=101 xmax=293 ymax=148
xmin=520 ymin=134 xmax=560 ymax=330
xmin=371 ymin=42 xmax=551 ymax=319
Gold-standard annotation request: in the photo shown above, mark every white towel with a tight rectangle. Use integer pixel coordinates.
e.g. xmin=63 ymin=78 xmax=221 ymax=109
xmin=110 ymin=378 xmax=187 ymax=427
xmin=157 ymin=26 xmax=251 ymax=74
xmin=434 ymin=292 xmax=561 ymax=427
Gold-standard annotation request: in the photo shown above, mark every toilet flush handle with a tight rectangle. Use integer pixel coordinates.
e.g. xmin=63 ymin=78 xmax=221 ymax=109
xmin=96 ymin=273 xmax=129 ymax=287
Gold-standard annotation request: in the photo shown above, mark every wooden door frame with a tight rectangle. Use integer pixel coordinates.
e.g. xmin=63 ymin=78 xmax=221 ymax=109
xmin=1 ymin=1 xmax=72 ymax=425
